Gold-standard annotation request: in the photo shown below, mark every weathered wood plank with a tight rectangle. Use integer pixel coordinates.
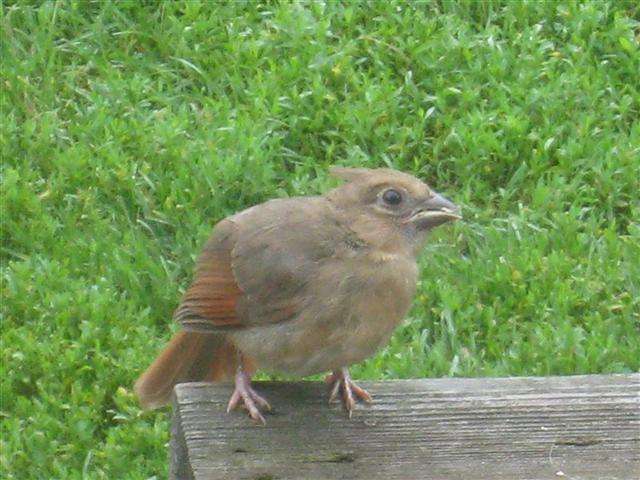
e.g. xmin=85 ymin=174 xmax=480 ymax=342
xmin=170 ymin=403 xmax=194 ymax=480
xmin=171 ymin=374 xmax=639 ymax=480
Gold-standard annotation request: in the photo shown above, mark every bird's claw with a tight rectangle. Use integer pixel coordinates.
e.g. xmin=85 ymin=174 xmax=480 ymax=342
xmin=226 ymin=367 xmax=270 ymax=424
xmin=326 ymin=368 xmax=371 ymax=418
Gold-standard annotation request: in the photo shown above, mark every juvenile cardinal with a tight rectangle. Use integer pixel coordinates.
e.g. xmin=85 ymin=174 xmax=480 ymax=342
xmin=135 ymin=167 xmax=460 ymax=422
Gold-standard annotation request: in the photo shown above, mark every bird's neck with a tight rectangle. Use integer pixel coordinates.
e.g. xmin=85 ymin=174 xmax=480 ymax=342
xmin=340 ymin=211 xmax=422 ymax=262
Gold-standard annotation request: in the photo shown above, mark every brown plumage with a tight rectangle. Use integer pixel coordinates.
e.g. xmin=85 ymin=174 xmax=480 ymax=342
xmin=134 ymin=167 xmax=460 ymax=421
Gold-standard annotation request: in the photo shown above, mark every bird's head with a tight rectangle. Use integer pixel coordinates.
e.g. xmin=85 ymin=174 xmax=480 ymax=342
xmin=326 ymin=167 xmax=461 ymax=257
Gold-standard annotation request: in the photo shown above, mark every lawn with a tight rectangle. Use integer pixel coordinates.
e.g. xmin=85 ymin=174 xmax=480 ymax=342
xmin=1 ymin=1 xmax=638 ymax=478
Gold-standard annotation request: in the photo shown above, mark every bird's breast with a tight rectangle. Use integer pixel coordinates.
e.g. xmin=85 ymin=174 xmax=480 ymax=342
xmin=230 ymin=255 xmax=418 ymax=376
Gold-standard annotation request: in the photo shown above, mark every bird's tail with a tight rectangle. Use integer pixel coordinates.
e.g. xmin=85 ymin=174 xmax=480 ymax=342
xmin=134 ymin=331 xmax=248 ymax=409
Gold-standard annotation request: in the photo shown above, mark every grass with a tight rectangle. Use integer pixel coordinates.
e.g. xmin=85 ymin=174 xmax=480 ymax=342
xmin=1 ymin=0 xmax=638 ymax=478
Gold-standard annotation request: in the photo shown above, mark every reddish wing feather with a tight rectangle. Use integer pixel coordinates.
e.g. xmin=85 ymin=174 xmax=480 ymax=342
xmin=174 ymin=219 xmax=244 ymax=331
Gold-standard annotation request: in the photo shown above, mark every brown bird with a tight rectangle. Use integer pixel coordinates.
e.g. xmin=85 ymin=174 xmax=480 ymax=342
xmin=135 ymin=167 xmax=460 ymax=422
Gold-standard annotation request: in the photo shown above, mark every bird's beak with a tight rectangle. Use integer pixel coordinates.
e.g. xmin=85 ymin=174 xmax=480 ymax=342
xmin=405 ymin=193 xmax=462 ymax=229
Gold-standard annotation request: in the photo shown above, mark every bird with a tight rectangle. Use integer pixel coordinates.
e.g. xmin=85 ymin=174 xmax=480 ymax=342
xmin=134 ymin=166 xmax=461 ymax=423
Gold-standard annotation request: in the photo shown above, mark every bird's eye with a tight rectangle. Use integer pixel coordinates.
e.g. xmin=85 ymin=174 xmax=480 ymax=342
xmin=382 ymin=188 xmax=403 ymax=206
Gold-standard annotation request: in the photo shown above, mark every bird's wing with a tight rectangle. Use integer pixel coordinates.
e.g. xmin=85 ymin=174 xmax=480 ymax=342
xmin=231 ymin=197 xmax=349 ymax=326
xmin=173 ymin=217 xmax=244 ymax=331
xmin=175 ymin=197 xmax=349 ymax=332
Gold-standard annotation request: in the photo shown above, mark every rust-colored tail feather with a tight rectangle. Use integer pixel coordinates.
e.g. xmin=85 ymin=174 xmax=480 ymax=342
xmin=134 ymin=331 xmax=244 ymax=409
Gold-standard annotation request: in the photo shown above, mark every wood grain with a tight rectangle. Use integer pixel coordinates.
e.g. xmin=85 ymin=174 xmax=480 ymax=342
xmin=171 ymin=374 xmax=639 ymax=480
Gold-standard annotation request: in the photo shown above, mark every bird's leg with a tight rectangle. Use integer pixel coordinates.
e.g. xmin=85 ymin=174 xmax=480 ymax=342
xmin=226 ymin=359 xmax=270 ymax=424
xmin=325 ymin=367 xmax=371 ymax=418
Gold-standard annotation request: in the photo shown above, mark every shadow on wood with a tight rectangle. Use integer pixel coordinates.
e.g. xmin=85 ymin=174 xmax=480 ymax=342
xmin=170 ymin=374 xmax=639 ymax=480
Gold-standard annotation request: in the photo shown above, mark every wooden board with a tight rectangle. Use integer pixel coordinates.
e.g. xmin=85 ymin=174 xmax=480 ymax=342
xmin=171 ymin=374 xmax=639 ymax=480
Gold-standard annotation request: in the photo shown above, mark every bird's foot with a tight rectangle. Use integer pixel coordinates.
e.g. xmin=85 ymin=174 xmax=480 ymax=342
xmin=326 ymin=368 xmax=371 ymax=418
xmin=226 ymin=367 xmax=270 ymax=424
